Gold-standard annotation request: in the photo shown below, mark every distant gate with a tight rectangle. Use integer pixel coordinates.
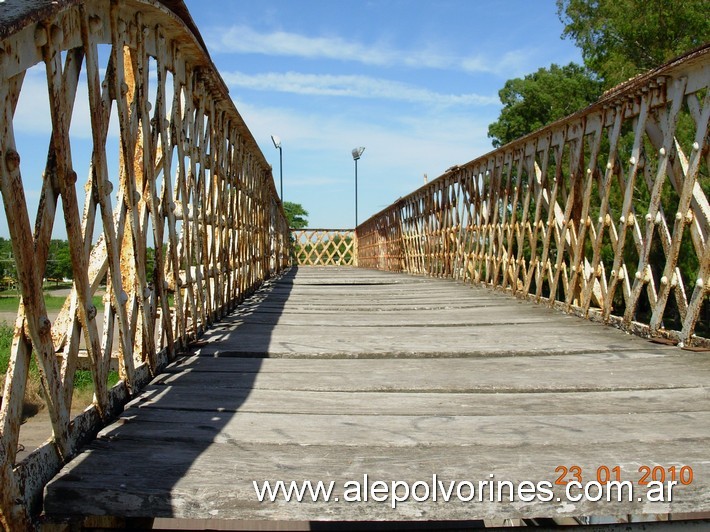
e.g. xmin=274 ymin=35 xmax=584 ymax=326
xmin=292 ymin=229 xmax=356 ymax=266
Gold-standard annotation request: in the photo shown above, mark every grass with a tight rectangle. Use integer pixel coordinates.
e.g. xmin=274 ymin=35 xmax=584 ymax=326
xmin=0 ymin=294 xmax=104 ymax=312
xmin=0 ymin=321 xmax=121 ymax=418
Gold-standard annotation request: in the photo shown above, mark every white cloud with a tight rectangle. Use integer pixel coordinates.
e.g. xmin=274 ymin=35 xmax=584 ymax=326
xmin=238 ymin=98 xmax=497 ymax=228
xmin=13 ymin=65 xmax=121 ymax=140
xmin=461 ymin=49 xmax=538 ymax=77
xmin=207 ymin=25 xmax=454 ymax=69
xmin=207 ymin=25 xmax=532 ymax=76
xmin=237 ymin=100 xmax=495 ymax=184
xmin=222 ymin=71 xmax=498 ymax=106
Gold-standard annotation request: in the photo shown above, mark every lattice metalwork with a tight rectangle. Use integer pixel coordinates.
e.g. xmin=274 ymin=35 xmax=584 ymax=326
xmin=358 ymin=45 xmax=710 ymax=348
xmin=0 ymin=1 xmax=290 ymax=528
xmin=292 ymin=229 xmax=356 ymax=266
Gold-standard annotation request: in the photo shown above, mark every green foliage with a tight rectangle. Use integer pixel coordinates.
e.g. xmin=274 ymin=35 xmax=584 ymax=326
xmin=45 ymin=239 xmax=73 ymax=281
xmin=557 ymin=0 xmax=710 ymax=88
xmin=0 ymin=237 xmax=16 ymax=281
xmin=0 ymin=322 xmax=13 ymax=376
xmin=284 ymin=201 xmax=309 ymax=229
xmin=73 ymin=370 xmax=120 ymax=391
xmin=0 ymin=238 xmax=74 ymax=284
xmin=487 ymin=63 xmax=602 ymax=147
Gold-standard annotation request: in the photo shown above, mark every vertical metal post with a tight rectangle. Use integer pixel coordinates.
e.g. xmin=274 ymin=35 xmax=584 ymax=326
xmin=355 ymin=157 xmax=358 ymax=228
xmin=351 ymin=147 xmax=364 ymax=228
xmin=279 ymin=145 xmax=283 ymax=202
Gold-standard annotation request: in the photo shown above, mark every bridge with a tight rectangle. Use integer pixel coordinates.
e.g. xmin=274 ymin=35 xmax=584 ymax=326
xmin=0 ymin=0 xmax=708 ymax=530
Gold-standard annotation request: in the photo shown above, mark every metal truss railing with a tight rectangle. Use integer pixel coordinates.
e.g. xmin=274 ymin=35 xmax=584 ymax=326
xmin=0 ymin=1 xmax=290 ymax=528
xmin=358 ymin=45 xmax=710 ymax=348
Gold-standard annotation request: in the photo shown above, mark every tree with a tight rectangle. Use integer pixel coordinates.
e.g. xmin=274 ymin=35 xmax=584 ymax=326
xmin=45 ymin=240 xmax=73 ymax=281
xmin=557 ymin=0 xmax=710 ymax=88
xmin=283 ymin=201 xmax=309 ymax=229
xmin=487 ymin=63 xmax=602 ymax=148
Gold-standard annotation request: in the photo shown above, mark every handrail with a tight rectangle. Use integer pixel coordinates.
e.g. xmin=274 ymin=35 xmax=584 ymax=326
xmin=357 ymin=44 xmax=710 ymax=348
xmin=0 ymin=1 xmax=291 ymax=528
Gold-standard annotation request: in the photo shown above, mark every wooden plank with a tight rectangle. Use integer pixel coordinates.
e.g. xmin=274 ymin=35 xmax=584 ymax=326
xmin=188 ymin=326 xmax=664 ymax=358
xmin=99 ymin=409 xmax=710 ymax=448
xmin=128 ymin=386 xmax=710 ymax=417
xmin=149 ymin=353 xmax=710 ymax=393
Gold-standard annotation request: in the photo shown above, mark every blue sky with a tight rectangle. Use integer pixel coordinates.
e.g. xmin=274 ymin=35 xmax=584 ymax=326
xmin=186 ymin=0 xmax=583 ymax=228
xmin=5 ymin=0 xmax=584 ymax=238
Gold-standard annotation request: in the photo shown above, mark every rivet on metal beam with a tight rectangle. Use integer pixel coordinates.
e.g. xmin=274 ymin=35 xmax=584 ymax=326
xmin=34 ymin=26 xmax=48 ymax=47
xmin=38 ymin=316 xmax=51 ymax=335
xmin=87 ymin=305 xmax=97 ymax=321
xmin=5 ymin=149 xmax=20 ymax=172
xmin=50 ymin=25 xmax=63 ymax=47
xmin=89 ymin=16 xmax=102 ymax=34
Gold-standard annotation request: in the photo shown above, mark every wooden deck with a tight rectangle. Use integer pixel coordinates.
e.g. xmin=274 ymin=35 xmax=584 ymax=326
xmin=43 ymin=267 xmax=710 ymax=525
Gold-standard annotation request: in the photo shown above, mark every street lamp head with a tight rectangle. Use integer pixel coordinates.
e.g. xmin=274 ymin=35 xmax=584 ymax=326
xmin=352 ymin=146 xmax=365 ymax=160
xmin=271 ymin=135 xmax=281 ymax=149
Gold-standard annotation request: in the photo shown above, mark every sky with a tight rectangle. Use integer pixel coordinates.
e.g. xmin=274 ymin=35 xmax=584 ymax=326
xmin=183 ymin=0 xmax=584 ymax=228
xmin=5 ymin=0 xmax=584 ymax=238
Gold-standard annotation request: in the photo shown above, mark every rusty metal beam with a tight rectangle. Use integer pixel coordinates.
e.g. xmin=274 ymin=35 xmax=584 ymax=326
xmin=0 ymin=1 xmax=291 ymax=529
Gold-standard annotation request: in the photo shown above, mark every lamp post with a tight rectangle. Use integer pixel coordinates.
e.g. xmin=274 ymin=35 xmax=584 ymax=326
xmin=271 ymin=135 xmax=283 ymax=201
xmin=351 ymin=146 xmax=365 ymax=227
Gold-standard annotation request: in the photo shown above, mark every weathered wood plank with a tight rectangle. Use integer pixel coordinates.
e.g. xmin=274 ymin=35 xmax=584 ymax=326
xmin=43 ymin=267 xmax=710 ymax=524
xmin=150 ymin=354 xmax=710 ymax=393
xmin=99 ymin=409 xmax=710 ymax=448
xmin=128 ymin=386 xmax=710 ymax=417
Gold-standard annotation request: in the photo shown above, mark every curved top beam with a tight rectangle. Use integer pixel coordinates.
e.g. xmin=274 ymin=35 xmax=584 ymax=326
xmin=0 ymin=0 xmax=274 ymax=186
